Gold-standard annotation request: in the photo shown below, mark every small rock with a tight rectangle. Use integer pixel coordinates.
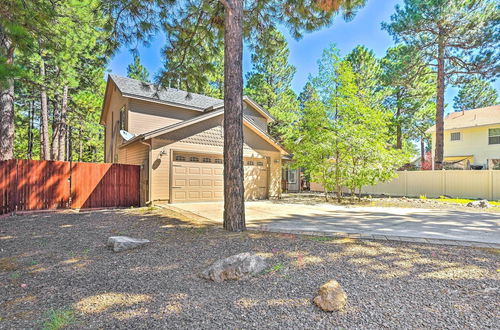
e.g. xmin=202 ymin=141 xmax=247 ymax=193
xmin=200 ymin=252 xmax=267 ymax=282
xmin=313 ymin=279 xmax=347 ymax=312
xmin=466 ymin=200 xmax=491 ymax=208
xmin=107 ymin=236 xmax=150 ymax=252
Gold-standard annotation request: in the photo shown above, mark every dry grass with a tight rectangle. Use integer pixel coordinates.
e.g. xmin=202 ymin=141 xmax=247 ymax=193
xmin=0 ymin=257 xmax=19 ymax=272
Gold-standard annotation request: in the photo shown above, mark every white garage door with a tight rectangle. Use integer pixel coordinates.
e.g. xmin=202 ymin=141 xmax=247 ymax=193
xmin=170 ymin=152 xmax=268 ymax=203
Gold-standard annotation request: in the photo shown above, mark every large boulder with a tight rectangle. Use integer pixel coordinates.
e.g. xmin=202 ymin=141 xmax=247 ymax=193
xmin=200 ymin=252 xmax=267 ymax=282
xmin=466 ymin=200 xmax=491 ymax=208
xmin=313 ymin=279 xmax=347 ymax=312
xmin=107 ymin=236 xmax=150 ymax=252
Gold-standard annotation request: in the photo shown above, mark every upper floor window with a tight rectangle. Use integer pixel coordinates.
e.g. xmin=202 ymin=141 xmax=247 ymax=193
xmin=489 ymin=128 xmax=500 ymax=145
xmin=450 ymin=132 xmax=461 ymax=141
xmin=119 ymin=106 xmax=126 ymax=130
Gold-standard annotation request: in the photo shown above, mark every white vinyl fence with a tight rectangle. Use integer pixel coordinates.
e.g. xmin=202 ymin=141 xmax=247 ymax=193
xmin=310 ymin=170 xmax=500 ymax=200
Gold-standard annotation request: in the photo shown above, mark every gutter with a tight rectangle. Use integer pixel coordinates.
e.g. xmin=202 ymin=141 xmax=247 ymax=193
xmin=139 ymin=140 xmax=153 ymax=206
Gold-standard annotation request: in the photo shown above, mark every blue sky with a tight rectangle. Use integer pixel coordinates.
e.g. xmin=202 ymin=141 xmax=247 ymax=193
xmin=108 ymin=0 xmax=498 ymax=113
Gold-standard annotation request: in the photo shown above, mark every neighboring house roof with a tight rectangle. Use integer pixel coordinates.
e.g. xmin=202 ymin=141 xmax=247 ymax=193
xmin=427 ymin=105 xmax=500 ymax=133
xmin=121 ymin=109 xmax=288 ymax=155
xmin=102 ymin=74 xmax=274 ymax=123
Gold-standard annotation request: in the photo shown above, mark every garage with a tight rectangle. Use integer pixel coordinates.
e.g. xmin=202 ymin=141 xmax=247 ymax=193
xmin=170 ymin=152 xmax=268 ymax=203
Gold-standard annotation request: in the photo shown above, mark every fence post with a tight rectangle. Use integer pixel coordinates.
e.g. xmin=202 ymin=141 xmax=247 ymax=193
xmin=441 ymin=169 xmax=446 ymax=197
xmin=404 ymin=171 xmax=408 ymax=197
xmin=489 ymin=170 xmax=493 ymax=200
xmin=14 ymin=159 xmax=18 ymax=215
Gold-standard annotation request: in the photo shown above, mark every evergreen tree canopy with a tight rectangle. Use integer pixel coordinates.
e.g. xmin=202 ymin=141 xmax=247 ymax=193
xmin=345 ymin=45 xmax=382 ymax=102
xmin=244 ymin=28 xmax=296 ymax=109
xmin=453 ymin=77 xmax=499 ymax=111
xmin=127 ymin=55 xmax=150 ymax=82
xmin=381 ymin=44 xmax=435 ymax=150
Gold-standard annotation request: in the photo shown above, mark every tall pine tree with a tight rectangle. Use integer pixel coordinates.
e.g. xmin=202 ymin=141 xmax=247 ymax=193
xmin=383 ymin=0 xmax=499 ymax=169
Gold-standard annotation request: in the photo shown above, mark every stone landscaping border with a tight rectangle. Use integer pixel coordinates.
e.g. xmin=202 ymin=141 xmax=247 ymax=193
xmin=248 ymin=225 xmax=500 ymax=249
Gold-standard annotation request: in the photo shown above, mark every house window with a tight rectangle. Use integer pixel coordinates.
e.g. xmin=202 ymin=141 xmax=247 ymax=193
xmin=247 ymin=160 xmax=254 ymax=166
xmin=488 ymin=128 xmax=500 ymax=145
xmin=202 ymin=157 xmax=211 ymax=163
xmin=175 ymin=155 xmax=185 ymax=161
xmin=450 ymin=132 xmax=461 ymax=141
xmin=288 ymin=169 xmax=297 ymax=184
xmin=189 ymin=156 xmax=199 ymax=162
xmin=119 ymin=106 xmax=126 ymax=130
xmin=257 ymin=161 xmax=264 ymax=166
xmin=214 ymin=159 xmax=223 ymax=164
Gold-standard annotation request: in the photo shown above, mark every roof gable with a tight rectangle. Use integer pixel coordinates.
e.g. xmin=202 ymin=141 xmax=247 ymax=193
xmin=122 ymin=109 xmax=287 ymax=154
xmin=109 ymin=74 xmax=222 ymax=111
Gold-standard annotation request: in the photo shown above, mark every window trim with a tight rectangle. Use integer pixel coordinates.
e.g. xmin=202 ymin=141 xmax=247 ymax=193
xmin=119 ymin=106 xmax=126 ymax=131
xmin=175 ymin=155 xmax=186 ymax=161
xmin=450 ymin=132 xmax=461 ymax=142
xmin=189 ymin=156 xmax=199 ymax=162
xmin=488 ymin=128 xmax=500 ymax=145
xmin=202 ymin=157 xmax=212 ymax=163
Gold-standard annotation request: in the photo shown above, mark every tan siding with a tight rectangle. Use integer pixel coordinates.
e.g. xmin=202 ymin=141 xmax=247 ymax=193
xmin=103 ymin=82 xmax=128 ymax=163
xmin=120 ymin=142 xmax=148 ymax=165
xmin=128 ymin=99 xmax=200 ymax=135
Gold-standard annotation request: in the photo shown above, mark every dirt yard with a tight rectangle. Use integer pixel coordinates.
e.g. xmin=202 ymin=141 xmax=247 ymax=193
xmin=1 ymin=208 xmax=499 ymax=329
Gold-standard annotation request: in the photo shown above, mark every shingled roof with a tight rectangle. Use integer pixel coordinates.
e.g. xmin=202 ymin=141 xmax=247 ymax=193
xmin=427 ymin=105 xmax=500 ymax=132
xmin=109 ymin=74 xmax=223 ymax=111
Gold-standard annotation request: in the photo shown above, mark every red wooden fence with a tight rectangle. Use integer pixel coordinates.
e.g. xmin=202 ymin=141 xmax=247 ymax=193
xmin=0 ymin=159 xmax=140 ymax=215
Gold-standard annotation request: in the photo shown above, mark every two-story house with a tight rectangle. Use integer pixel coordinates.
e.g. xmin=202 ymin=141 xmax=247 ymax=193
xmin=427 ymin=105 xmax=500 ymax=170
xmin=101 ymin=75 xmax=288 ymax=205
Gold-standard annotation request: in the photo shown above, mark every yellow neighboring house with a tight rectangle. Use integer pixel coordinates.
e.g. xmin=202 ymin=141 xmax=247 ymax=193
xmin=427 ymin=105 xmax=500 ymax=170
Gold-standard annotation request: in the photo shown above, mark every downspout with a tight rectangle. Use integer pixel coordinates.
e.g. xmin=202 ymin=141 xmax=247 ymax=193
xmin=139 ymin=140 xmax=153 ymax=205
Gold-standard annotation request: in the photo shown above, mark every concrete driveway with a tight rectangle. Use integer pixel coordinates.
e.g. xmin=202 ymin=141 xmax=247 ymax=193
xmin=169 ymin=201 xmax=500 ymax=246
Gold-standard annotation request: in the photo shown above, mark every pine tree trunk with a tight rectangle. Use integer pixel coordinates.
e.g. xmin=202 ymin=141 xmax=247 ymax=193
xmin=0 ymin=36 xmax=15 ymax=161
xmin=420 ymin=136 xmax=425 ymax=168
xmin=27 ymin=99 xmax=33 ymax=159
xmin=51 ymin=100 xmax=60 ymax=160
xmin=79 ymin=128 xmax=83 ymax=161
xmin=58 ymin=85 xmax=68 ymax=160
xmin=434 ymin=41 xmax=445 ymax=170
xmin=396 ymin=105 xmax=402 ymax=149
xmin=222 ymin=0 xmax=245 ymax=231
xmin=39 ymin=57 xmax=50 ymax=160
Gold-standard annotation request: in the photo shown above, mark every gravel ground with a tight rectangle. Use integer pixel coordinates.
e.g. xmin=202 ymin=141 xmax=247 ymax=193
xmin=1 ymin=208 xmax=499 ymax=329
xmin=280 ymin=193 xmax=500 ymax=213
